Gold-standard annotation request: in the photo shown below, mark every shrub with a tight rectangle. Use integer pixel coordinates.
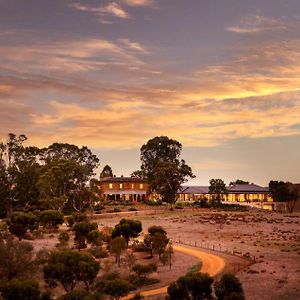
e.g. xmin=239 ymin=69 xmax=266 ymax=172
xmin=88 ymin=247 xmax=108 ymax=259
xmin=214 ymin=274 xmax=245 ymax=300
xmin=104 ymin=279 xmax=132 ymax=300
xmin=131 ymin=242 xmax=148 ymax=253
xmin=59 ymin=232 xmax=70 ymax=243
xmin=58 ymin=289 xmax=97 ymax=300
xmin=132 ymin=263 xmax=157 ymax=283
xmin=40 ymin=210 xmax=64 ymax=231
xmin=87 ymin=230 xmax=103 ymax=246
xmin=8 ymin=212 xmax=39 ymax=240
xmin=44 ymin=250 xmax=100 ymax=292
xmin=72 ymin=212 xmax=87 ymax=223
xmin=0 ymin=278 xmax=41 ymax=300
xmin=167 ymin=272 xmax=213 ymax=300
xmin=74 ymin=221 xmax=98 ymax=249
xmin=0 ymin=238 xmax=34 ymax=280
xmin=129 ymin=293 xmax=144 ymax=300
xmin=144 ymin=200 xmax=162 ymax=206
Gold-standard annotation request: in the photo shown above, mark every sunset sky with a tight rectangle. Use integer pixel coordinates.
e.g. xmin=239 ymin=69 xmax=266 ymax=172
xmin=1 ymin=0 xmax=300 ymax=185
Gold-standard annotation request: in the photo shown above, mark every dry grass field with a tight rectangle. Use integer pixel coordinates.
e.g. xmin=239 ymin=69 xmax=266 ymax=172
xmin=94 ymin=207 xmax=300 ymax=300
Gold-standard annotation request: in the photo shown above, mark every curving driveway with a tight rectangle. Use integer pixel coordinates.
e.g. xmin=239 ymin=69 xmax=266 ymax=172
xmin=123 ymin=243 xmax=226 ymax=299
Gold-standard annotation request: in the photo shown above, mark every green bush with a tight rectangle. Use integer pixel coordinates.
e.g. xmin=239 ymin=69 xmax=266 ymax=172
xmin=0 ymin=238 xmax=34 ymax=280
xmin=72 ymin=212 xmax=88 ymax=223
xmin=0 ymin=278 xmax=41 ymax=300
xmin=58 ymin=232 xmax=70 ymax=243
xmin=104 ymin=279 xmax=132 ymax=299
xmin=144 ymin=200 xmax=162 ymax=206
xmin=88 ymin=247 xmax=108 ymax=259
xmin=8 ymin=212 xmax=39 ymax=240
xmin=167 ymin=272 xmax=213 ymax=300
xmin=44 ymin=250 xmax=100 ymax=292
xmin=58 ymin=289 xmax=97 ymax=300
xmin=214 ymin=274 xmax=245 ymax=300
xmin=132 ymin=263 xmax=157 ymax=284
xmin=40 ymin=210 xmax=64 ymax=230
xmin=131 ymin=242 xmax=148 ymax=252
xmin=74 ymin=221 xmax=98 ymax=249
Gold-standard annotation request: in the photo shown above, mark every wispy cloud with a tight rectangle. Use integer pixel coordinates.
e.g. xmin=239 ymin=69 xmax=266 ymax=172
xmin=118 ymin=38 xmax=149 ymax=54
xmin=122 ymin=0 xmax=155 ymax=7
xmin=227 ymin=15 xmax=287 ymax=34
xmin=69 ymin=2 xmax=129 ymax=23
xmin=0 ymin=37 xmax=149 ymax=76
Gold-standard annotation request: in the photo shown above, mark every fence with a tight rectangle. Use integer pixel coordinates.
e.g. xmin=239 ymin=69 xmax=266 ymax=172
xmin=172 ymin=237 xmax=256 ymax=263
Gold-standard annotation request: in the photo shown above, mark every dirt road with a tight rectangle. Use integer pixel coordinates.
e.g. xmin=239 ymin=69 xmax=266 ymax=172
xmin=123 ymin=243 xmax=225 ymax=299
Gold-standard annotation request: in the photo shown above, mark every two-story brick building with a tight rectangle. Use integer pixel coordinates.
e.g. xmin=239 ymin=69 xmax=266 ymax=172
xmin=100 ymin=176 xmax=148 ymax=201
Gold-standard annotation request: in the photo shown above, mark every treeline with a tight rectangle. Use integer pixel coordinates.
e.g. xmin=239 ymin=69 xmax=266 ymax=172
xmin=0 ymin=133 xmax=100 ymax=218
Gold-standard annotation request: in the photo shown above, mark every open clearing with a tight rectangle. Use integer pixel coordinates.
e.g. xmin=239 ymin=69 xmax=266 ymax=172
xmin=95 ymin=207 xmax=300 ymax=300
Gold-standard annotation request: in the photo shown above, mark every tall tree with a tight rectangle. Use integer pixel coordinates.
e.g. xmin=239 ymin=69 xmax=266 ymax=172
xmin=0 ymin=134 xmax=40 ymax=215
xmin=112 ymin=219 xmax=142 ymax=246
xmin=110 ymin=237 xmax=127 ymax=267
xmin=39 ymin=143 xmax=100 ymax=211
xmin=0 ymin=162 xmax=10 ymax=218
xmin=209 ymin=179 xmax=227 ymax=202
xmin=140 ymin=136 xmax=195 ymax=204
xmin=100 ymin=165 xmax=113 ymax=179
xmin=41 ymin=143 xmax=99 ymax=179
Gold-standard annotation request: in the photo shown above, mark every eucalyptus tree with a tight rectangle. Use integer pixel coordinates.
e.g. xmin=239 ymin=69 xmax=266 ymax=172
xmin=140 ymin=136 xmax=194 ymax=204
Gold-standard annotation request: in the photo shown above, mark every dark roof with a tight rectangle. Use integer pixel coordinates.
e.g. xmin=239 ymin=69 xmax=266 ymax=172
xmin=228 ymin=184 xmax=270 ymax=193
xmin=100 ymin=176 xmax=145 ymax=183
xmin=178 ymin=184 xmax=270 ymax=194
xmin=179 ymin=186 xmax=209 ymax=194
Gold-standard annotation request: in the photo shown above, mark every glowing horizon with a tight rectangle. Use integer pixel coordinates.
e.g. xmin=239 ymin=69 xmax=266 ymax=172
xmin=1 ymin=0 xmax=299 ymax=185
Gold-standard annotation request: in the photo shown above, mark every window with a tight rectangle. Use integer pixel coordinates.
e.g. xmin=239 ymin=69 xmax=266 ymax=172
xmin=139 ymin=184 xmax=144 ymax=189
xmin=109 ymin=183 xmax=113 ymax=189
xmin=119 ymin=183 xmax=123 ymax=189
xmin=131 ymin=183 xmax=134 ymax=189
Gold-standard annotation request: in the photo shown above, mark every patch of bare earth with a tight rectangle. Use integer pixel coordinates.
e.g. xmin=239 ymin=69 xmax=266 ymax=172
xmin=95 ymin=208 xmax=300 ymax=300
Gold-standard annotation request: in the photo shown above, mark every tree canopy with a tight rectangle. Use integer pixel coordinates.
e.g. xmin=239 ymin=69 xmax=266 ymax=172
xmin=112 ymin=219 xmax=142 ymax=246
xmin=214 ymin=274 xmax=245 ymax=300
xmin=44 ymin=250 xmax=100 ymax=292
xmin=167 ymin=272 xmax=213 ymax=300
xmin=209 ymin=179 xmax=227 ymax=202
xmin=100 ymin=165 xmax=113 ymax=179
xmin=269 ymin=181 xmax=299 ymax=213
xmin=140 ymin=136 xmax=194 ymax=204
xmin=229 ymin=180 xmax=249 ymax=186
xmin=0 ymin=133 xmax=100 ymax=215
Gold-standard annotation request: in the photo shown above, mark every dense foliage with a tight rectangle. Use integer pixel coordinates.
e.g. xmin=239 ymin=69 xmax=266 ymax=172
xmin=0 ymin=133 xmax=100 ymax=217
xmin=43 ymin=250 xmax=100 ymax=292
xmin=140 ymin=136 xmax=195 ymax=204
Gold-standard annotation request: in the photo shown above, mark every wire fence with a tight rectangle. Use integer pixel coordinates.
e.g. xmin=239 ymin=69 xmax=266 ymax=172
xmin=172 ymin=238 xmax=256 ymax=263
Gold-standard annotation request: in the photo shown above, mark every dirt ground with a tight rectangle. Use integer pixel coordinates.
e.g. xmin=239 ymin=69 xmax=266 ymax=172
xmin=94 ymin=207 xmax=300 ymax=300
